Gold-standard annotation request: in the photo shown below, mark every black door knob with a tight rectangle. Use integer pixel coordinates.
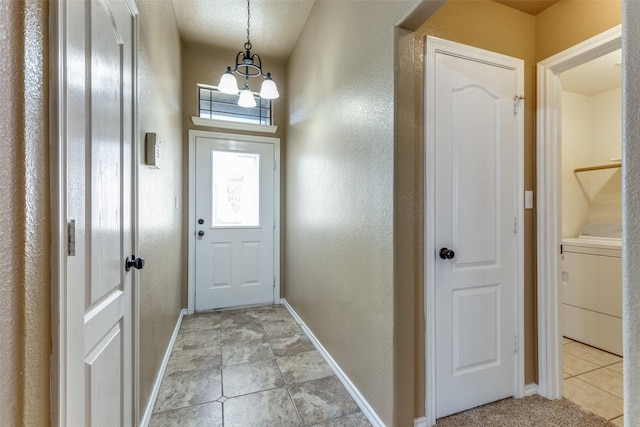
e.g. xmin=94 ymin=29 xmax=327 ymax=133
xmin=198 ymin=219 xmax=204 ymax=224
xmin=439 ymin=248 xmax=455 ymax=260
xmin=125 ymin=255 xmax=145 ymax=271
xmin=198 ymin=230 xmax=205 ymax=237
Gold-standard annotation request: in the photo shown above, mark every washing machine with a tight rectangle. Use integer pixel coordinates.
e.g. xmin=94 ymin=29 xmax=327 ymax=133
xmin=561 ymin=222 xmax=622 ymax=356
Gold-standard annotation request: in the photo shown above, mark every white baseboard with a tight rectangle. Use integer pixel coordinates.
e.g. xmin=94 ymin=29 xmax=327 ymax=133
xmin=281 ymin=299 xmax=385 ymax=427
xmin=414 ymin=416 xmax=429 ymax=427
xmin=524 ymin=383 xmax=539 ymax=397
xmin=140 ymin=308 xmax=187 ymax=427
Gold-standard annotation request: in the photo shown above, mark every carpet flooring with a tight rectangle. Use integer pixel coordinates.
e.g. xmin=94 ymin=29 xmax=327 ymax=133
xmin=435 ymin=395 xmax=615 ymax=426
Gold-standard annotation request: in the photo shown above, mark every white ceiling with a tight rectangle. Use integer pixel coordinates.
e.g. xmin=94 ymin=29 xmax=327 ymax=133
xmin=561 ymin=49 xmax=622 ymax=96
xmin=172 ymin=0 xmax=316 ymax=60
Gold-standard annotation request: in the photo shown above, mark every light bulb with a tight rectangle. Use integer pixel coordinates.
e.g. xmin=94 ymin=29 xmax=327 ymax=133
xmin=238 ymin=88 xmax=257 ymax=108
xmin=259 ymin=73 xmax=279 ymax=99
xmin=218 ymin=67 xmax=239 ymax=94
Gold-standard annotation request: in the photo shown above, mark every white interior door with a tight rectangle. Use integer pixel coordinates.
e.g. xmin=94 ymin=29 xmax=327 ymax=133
xmin=194 ymin=137 xmax=275 ymax=310
xmin=430 ymin=39 xmax=523 ymax=418
xmin=61 ymin=0 xmax=138 ymax=425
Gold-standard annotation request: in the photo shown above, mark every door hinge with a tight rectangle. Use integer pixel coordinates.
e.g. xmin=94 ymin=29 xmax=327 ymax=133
xmin=273 ymin=277 xmax=276 ymax=289
xmin=68 ymin=220 xmax=76 ymax=256
xmin=514 ymin=95 xmax=525 ymax=116
xmin=514 ymin=335 xmax=519 ymax=353
xmin=513 ymin=216 xmax=518 ymax=234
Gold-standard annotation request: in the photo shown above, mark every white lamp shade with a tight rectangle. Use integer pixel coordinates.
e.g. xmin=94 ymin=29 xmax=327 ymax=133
xmin=238 ymin=88 xmax=257 ymax=108
xmin=259 ymin=77 xmax=279 ymax=99
xmin=218 ymin=71 xmax=239 ymax=94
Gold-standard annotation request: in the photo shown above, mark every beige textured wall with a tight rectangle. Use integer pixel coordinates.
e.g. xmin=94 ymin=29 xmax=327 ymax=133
xmin=0 ymin=0 xmax=50 ymax=425
xmin=536 ymin=0 xmax=621 ymax=62
xmin=285 ymin=1 xmax=419 ymax=425
xmin=136 ymin=0 xmax=185 ymax=418
xmin=181 ymin=41 xmax=287 ymax=298
xmin=395 ymin=26 xmax=425 ymax=423
xmin=415 ymin=0 xmax=538 ymax=387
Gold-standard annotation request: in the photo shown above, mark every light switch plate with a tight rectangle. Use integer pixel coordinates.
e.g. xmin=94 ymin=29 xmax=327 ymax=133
xmin=145 ymin=132 xmax=161 ymax=169
xmin=525 ymin=190 xmax=533 ymax=209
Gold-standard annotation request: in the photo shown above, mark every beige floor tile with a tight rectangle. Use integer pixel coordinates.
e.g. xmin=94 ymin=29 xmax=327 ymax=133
xmin=563 ymin=337 xmax=574 ymax=345
xmin=563 ymin=377 xmax=623 ymax=420
xmin=149 ymin=402 xmax=222 ymax=427
xmin=173 ymin=329 xmax=221 ymax=351
xmin=165 ymin=346 xmax=222 ymax=376
xmin=277 ymin=350 xmax=334 ymax=384
xmin=180 ymin=313 xmax=221 ymax=333
xmin=563 ymin=352 xmax=599 ymax=377
xmin=611 ymin=415 xmax=624 ymax=426
xmin=577 ymin=367 xmax=623 ymax=398
xmin=607 ymin=361 xmax=624 ymax=375
xmin=222 ymin=359 xmax=284 ymax=397
xmin=289 ymin=376 xmax=359 ymax=425
xmin=224 ymin=388 xmax=300 ymax=427
xmin=153 ymin=369 xmax=222 ymax=414
xmin=564 ymin=342 xmax=622 ymax=367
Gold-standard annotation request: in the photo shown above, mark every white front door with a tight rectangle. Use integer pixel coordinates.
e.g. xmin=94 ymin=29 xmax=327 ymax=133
xmin=194 ymin=136 xmax=276 ymax=310
xmin=428 ymin=38 xmax=523 ymax=419
xmin=60 ymin=0 xmax=138 ymax=425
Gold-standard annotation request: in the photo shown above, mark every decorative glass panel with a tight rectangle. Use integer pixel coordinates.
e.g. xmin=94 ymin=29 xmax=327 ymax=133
xmin=211 ymin=150 xmax=260 ymax=227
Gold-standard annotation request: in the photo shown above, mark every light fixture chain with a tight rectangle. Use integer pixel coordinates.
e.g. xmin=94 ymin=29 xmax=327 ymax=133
xmin=246 ymin=0 xmax=251 ymax=46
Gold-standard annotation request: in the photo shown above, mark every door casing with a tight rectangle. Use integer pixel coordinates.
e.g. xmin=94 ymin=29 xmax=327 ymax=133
xmin=187 ymin=130 xmax=281 ymax=314
xmin=424 ymin=36 xmax=525 ymax=426
xmin=535 ymin=25 xmax=622 ymax=401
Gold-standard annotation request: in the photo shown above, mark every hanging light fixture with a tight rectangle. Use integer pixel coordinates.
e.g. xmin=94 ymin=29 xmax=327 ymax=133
xmin=217 ymin=0 xmax=280 ymax=106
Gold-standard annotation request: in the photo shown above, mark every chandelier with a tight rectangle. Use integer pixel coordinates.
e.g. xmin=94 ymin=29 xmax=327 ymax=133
xmin=217 ymin=0 xmax=280 ymax=108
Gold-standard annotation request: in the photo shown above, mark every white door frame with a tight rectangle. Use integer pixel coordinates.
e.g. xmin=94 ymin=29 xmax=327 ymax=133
xmin=187 ymin=130 xmax=281 ymax=314
xmin=535 ymin=25 xmax=622 ymax=400
xmin=424 ymin=36 xmax=525 ymax=426
xmin=49 ymin=0 xmax=141 ymax=424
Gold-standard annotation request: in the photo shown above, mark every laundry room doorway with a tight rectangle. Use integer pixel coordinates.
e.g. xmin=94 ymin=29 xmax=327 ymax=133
xmin=536 ymin=27 xmax=623 ymax=424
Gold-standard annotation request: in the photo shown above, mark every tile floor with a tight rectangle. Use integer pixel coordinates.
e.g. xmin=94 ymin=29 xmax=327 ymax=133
xmin=563 ymin=337 xmax=624 ymax=426
xmin=149 ymin=304 xmax=372 ymax=427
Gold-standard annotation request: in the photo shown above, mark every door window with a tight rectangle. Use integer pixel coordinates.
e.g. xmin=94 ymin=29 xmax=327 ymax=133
xmin=211 ymin=150 xmax=261 ymax=227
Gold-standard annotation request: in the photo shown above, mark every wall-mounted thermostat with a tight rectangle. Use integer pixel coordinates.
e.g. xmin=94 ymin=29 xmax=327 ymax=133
xmin=145 ymin=132 xmax=161 ymax=169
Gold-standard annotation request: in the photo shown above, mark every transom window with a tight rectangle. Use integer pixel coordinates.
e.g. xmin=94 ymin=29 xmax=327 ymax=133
xmin=198 ymin=85 xmax=272 ymax=125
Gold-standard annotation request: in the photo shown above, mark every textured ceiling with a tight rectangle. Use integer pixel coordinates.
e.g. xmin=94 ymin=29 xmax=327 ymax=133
xmin=172 ymin=0 xmax=563 ymax=61
xmin=173 ymin=0 xmax=316 ymax=60
xmin=493 ymin=0 xmax=559 ymax=15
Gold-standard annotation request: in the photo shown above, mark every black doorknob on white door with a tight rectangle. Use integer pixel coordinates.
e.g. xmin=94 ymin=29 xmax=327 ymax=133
xmin=125 ymin=255 xmax=145 ymax=271
xmin=439 ymin=248 xmax=455 ymax=260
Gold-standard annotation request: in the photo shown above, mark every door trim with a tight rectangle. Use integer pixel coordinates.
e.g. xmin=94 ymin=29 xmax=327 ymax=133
xmin=187 ymin=130 xmax=281 ymax=314
xmin=535 ymin=25 xmax=621 ymax=400
xmin=50 ymin=0 xmax=140 ymax=424
xmin=424 ymin=36 xmax=525 ymax=425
